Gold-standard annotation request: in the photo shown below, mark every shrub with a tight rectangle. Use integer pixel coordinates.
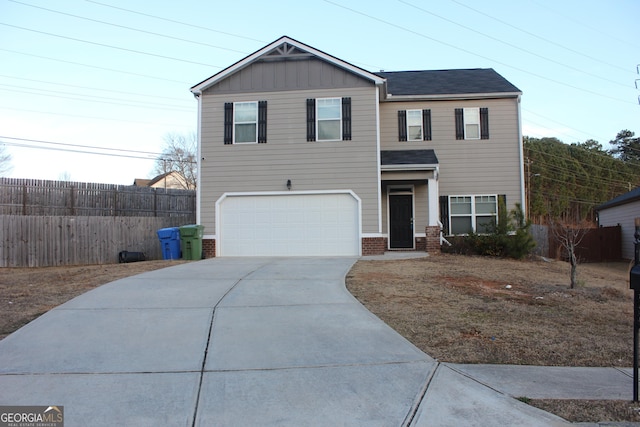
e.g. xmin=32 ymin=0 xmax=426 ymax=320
xmin=442 ymin=203 xmax=536 ymax=259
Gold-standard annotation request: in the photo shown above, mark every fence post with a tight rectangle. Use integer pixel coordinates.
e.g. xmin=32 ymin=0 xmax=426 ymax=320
xmin=22 ymin=184 xmax=27 ymax=215
xmin=70 ymin=185 xmax=76 ymax=216
xmin=631 ymin=218 xmax=640 ymax=401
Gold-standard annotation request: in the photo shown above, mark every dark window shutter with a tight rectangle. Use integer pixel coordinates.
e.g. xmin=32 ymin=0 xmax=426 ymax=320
xmin=342 ymin=97 xmax=351 ymax=140
xmin=306 ymin=98 xmax=316 ymax=141
xmin=224 ymin=102 xmax=233 ymax=144
xmin=454 ymin=108 xmax=464 ymax=140
xmin=422 ymin=109 xmax=432 ymax=141
xmin=258 ymin=101 xmax=267 ymax=143
xmin=439 ymin=195 xmax=449 ymax=235
xmin=398 ymin=110 xmax=407 ymax=141
xmin=480 ymin=107 xmax=489 ymax=139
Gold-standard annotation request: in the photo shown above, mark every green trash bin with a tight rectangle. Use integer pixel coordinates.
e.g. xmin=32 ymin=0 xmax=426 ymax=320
xmin=179 ymin=224 xmax=204 ymax=260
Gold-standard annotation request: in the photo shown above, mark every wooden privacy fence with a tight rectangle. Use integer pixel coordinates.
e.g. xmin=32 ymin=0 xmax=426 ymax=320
xmin=0 ymin=178 xmax=195 ymax=217
xmin=548 ymin=225 xmax=622 ymax=263
xmin=0 ymin=178 xmax=197 ymax=267
xmin=0 ymin=215 xmax=194 ymax=267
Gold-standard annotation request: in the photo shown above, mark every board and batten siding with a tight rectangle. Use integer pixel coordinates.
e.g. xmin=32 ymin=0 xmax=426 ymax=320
xmin=199 ymin=86 xmax=380 ymax=236
xmin=203 ymin=58 xmax=373 ymax=94
xmin=379 ymin=97 xmax=523 ymax=211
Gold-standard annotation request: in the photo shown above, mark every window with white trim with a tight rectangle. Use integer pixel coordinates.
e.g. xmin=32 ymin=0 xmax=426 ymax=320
xmin=316 ymin=98 xmax=342 ymax=141
xmin=449 ymin=195 xmax=497 ymax=234
xmin=234 ymin=101 xmax=258 ymax=143
xmin=407 ymin=109 xmax=423 ymax=141
xmin=398 ymin=109 xmax=432 ymax=141
xmin=455 ymin=107 xmax=489 ymax=140
xmin=463 ymin=108 xmax=480 ymax=139
xmin=306 ymin=97 xmax=351 ymax=142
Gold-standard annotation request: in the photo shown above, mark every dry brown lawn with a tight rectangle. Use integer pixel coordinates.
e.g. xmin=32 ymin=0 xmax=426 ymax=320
xmin=0 ymin=260 xmax=186 ymax=340
xmin=347 ymin=254 xmax=631 ymax=367
xmin=346 ymin=253 xmax=636 ymax=423
xmin=0 ymin=254 xmax=637 ymax=422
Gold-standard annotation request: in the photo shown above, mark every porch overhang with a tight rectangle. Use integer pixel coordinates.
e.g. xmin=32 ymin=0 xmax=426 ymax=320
xmin=381 ymin=150 xmax=441 ymax=228
xmin=380 ymin=150 xmax=439 ymax=180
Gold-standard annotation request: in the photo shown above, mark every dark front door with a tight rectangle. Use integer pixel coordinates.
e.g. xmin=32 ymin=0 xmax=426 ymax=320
xmin=389 ymin=194 xmax=413 ymax=248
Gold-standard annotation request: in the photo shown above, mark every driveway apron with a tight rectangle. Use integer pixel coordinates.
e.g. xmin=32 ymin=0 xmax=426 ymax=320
xmin=0 ymin=257 xmax=569 ymax=426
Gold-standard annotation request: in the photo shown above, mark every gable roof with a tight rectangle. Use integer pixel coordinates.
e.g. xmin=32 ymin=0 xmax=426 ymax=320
xmin=595 ymin=187 xmax=640 ymax=211
xmin=376 ymin=69 xmax=521 ymax=99
xmin=191 ymin=36 xmax=385 ymax=94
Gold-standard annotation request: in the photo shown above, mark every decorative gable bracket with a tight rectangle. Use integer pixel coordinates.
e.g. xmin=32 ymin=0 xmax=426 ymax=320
xmin=261 ymin=42 xmax=313 ymax=62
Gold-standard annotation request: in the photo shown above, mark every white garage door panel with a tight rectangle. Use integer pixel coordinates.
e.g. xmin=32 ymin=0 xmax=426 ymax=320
xmin=219 ymin=193 xmax=360 ymax=256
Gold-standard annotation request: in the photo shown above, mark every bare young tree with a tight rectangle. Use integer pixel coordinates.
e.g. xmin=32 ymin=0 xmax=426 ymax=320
xmin=153 ymin=132 xmax=197 ymax=190
xmin=0 ymin=143 xmax=13 ymax=176
xmin=550 ymin=218 xmax=591 ymax=289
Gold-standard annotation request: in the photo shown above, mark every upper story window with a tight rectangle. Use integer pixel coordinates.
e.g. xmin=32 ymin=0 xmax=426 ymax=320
xmin=407 ymin=110 xmax=423 ymax=140
xmin=306 ymin=97 xmax=352 ymax=142
xmin=223 ymin=101 xmax=267 ymax=144
xmin=397 ymin=109 xmax=432 ymax=141
xmin=317 ymin=98 xmax=341 ymax=141
xmin=455 ymin=107 xmax=489 ymax=140
xmin=234 ymin=102 xmax=258 ymax=143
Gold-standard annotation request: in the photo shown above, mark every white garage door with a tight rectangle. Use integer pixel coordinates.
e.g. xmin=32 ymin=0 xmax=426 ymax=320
xmin=218 ymin=192 xmax=360 ymax=256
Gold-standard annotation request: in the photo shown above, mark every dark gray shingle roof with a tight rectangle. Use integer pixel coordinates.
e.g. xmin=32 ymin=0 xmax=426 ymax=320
xmin=596 ymin=187 xmax=640 ymax=211
xmin=376 ymin=69 xmax=520 ymax=96
xmin=381 ymin=150 xmax=439 ymax=166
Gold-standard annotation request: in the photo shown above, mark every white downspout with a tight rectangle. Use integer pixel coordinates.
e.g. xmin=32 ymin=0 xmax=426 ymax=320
xmin=194 ymin=92 xmax=202 ymax=225
xmin=517 ymin=94 xmax=526 ymax=217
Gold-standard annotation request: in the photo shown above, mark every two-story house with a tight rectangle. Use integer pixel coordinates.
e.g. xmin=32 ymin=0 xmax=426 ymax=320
xmin=190 ymin=36 xmax=524 ymax=257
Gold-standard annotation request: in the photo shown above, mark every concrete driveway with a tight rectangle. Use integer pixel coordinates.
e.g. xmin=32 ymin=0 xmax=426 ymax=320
xmin=0 ymin=258 xmax=569 ymax=426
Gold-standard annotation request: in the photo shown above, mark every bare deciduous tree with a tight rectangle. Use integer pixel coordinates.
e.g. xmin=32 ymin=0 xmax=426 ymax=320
xmin=153 ymin=132 xmax=197 ymax=190
xmin=0 ymin=143 xmax=13 ymax=176
xmin=550 ymin=218 xmax=591 ymax=288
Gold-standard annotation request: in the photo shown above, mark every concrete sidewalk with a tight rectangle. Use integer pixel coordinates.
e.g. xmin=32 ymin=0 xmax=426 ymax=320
xmin=0 ymin=257 xmax=627 ymax=426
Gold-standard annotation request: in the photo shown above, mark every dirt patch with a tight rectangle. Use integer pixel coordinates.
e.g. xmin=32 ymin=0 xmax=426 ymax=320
xmin=0 ymin=260 xmax=187 ymax=340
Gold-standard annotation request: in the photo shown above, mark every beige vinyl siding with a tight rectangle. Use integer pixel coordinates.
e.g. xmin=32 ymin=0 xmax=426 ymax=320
xmin=199 ymin=86 xmax=379 ymax=235
xmin=380 ymin=97 xmax=523 ymax=211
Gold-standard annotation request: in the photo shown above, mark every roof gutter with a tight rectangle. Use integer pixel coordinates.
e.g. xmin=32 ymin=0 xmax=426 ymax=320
xmin=383 ymin=91 xmax=522 ymax=102
xmin=380 ymin=164 xmax=439 ymax=171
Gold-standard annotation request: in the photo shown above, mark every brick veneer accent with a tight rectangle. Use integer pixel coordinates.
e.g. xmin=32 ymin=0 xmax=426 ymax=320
xmin=203 ymin=235 xmax=438 ymax=257
xmin=425 ymin=226 xmax=441 ymax=254
xmin=362 ymin=237 xmax=387 ymax=255
xmin=202 ymin=239 xmax=216 ymax=258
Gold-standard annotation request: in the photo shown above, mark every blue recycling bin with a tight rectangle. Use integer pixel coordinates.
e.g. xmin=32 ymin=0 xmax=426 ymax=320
xmin=157 ymin=227 xmax=181 ymax=260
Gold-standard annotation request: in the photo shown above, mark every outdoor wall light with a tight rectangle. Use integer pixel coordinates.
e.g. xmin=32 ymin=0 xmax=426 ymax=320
xmin=286 ymin=179 xmax=292 ymax=190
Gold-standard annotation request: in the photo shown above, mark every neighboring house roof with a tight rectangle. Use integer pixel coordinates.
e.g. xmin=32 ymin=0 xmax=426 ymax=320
xmin=381 ymin=150 xmax=439 ymax=168
xmin=133 ymin=178 xmax=151 ymax=187
xmin=595 ymin=187 xmax=640 ymax=211
xmin=191 ymin=36 xmax=385 ymax=94
xmin=146 ymin=171 xmax=189 ymax=189
xmin=377 ymin=69 xmax=521 ymax=99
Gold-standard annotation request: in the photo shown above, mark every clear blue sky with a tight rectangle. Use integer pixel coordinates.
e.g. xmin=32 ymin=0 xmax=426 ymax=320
xmin=1 ymin=0 xmax=638 ymax=184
